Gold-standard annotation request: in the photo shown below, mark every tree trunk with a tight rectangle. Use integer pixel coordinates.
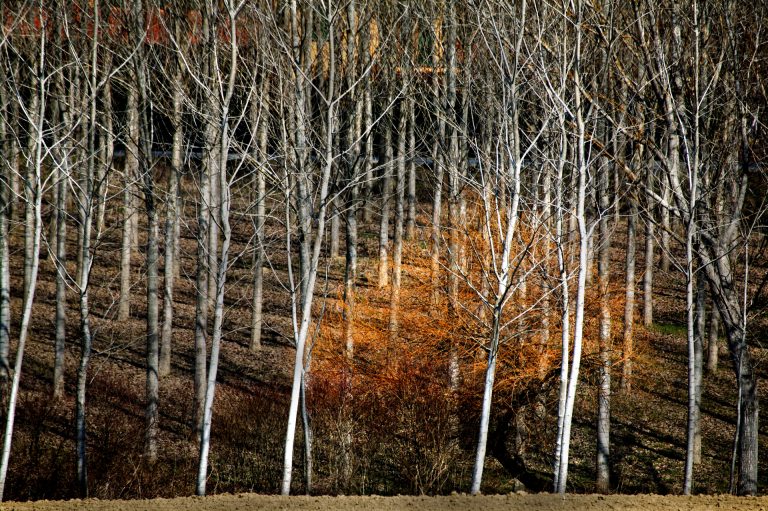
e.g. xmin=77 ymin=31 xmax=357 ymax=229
xmin=470 ymin=308 xmax=501 ymax=495
xmin=196 ymin=2 xmax=240 ymax=493
xmin=388 ymin=97 xmax=407 ymax=341
xmin=643 ymin=205 xmax=654 ymax=327
xmin=706 ymin=299 xmax=719 ymax=373
xmin=329 ymin=204 xmax=340 ymax=259
xmin=405 ymin=97 xmax=416 ymax=241
xmin=596 ymin=175 xmax=612 ymax=493
xmin=556 ymin=9 xmax=588 ymax=492
xmin=96 ymin=58 xmax=113 ymax=240
xmin=52 ymin=110 xmax=70 ymax=399
xmin=0 ymin=71 xmax=10 ymax=385
xmin=377 ymin=110 xmax=393 ymax=289
xmin=660 ymin=179 xmax=671 ymax=273
xmin=160 ymin=73 xmax=183 ymax=377
xmin=343 ymin=2 xmax=362 ymax=359
xmin=23 ymin=75 xmax=40 ymax=301
xmin=193 ymin=136 xmax=210 ymax=442
xmin=693 ymin=271 xmax=705 ymax=465
xmin=0 ymin=43 xmax=45 ymax=500
xmin=142 ymin=126 xmax=159 ymax=463
xmin=250 ymin=78 xmax=268 ymax=352
xmin=621 ymin=200 xmax=637 ymax=391
xmin=0 ymin=185 xmax=8 ymax=386
xmin=118 ymin=85 xmax=139 ymax=321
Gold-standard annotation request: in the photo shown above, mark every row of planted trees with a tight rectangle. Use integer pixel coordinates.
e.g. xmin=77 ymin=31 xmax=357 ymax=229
xmin=0 ymin=0 xmax=764 ymax=500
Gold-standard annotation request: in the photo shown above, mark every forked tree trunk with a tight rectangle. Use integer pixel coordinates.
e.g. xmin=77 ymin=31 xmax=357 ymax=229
xmin=196 ymin=2 xmax=240 ymax=494
xmin=556 ymin=7 xmax=588 ymax=492
xmin=281 ymin=2 xmax=336 ymax=494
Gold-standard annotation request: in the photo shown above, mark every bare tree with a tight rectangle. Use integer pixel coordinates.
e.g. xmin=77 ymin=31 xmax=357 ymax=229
xmin=0 ymin=7 xmax=47 ymax=498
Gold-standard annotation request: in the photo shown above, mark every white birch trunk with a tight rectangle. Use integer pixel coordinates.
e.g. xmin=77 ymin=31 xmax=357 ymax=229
xmin=0 ymin=30 xmax=46 ymax=498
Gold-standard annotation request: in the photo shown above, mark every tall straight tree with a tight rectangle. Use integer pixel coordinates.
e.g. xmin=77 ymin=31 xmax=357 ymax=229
xmin=129 ymin=0 xmax=161 ymax=462
xmin=0 ymin=6 xmax=47 ymax=498
xmin=195 ymin=0 xmax=245 ymax=495
xmin=160 ymin=36 xmax=184 ymax=377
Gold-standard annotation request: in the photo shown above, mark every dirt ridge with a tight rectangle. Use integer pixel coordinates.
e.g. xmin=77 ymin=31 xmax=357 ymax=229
xmin=4 ymin=493 xmax=768 ymax=511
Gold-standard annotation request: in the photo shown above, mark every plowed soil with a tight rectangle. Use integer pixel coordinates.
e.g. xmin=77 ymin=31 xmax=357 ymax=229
xmin=4 ymin=493 xmax=768 ymax=511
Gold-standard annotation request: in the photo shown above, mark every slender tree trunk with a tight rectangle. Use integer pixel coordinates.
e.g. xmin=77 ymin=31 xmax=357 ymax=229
xmin=281 ymin=3 xmax=338 ymax=494
xmin=0 ymin=185 xmax=8 ymax=386
xmin=6 ymin=64 xmax=20 ymax=224
xmin=193 ymin=136 xmax=210 ymax=442
xmin=144 ymin=200 xmax=160 ymax=459
xmin=621 ymin=200 xmax=637 ymax=391
xmin=343 ymin=3 xmax=362 ymax=359
xmin=344 ymin=160 xmax=358 ymax=357
xmin=706 ymin=298 xmax=719 ymax=373
xmin=0 ymin=31 xmax=46 ymax=499
xmin=96 ymin=57 xmax=113 ymax=240
xmin=643 ymin=205 xmax=654 ymax=327
xmin=160 ymin=73 xmax=183 ymax=377
xmin=250 ymin=78 xmax=268 ymax=352
xmin=206 ymin=116 xmax=220 ymax=311
xmin=300 ymin=370 xmax=312 ymax=494
xmin=660 ymin=179 xmax=671 ymax=273
xmin=405 ymin=97 xmax=416 ymax=241
xmin=196 ymin=2 xmax=240 ymax=493
xmin=446 ymin=0 xmax=460 ymax=312
xmin=23 ymin=77 xmax=40 ymax=301
xmin=430 ymin=25 xmax=446 ymax=309
xmin=557 ymin=8 xmax=588 ymax=492
xmin=75 ymin=14 xmax=101 ymax=493
xmin=142 ymin=124 xmax=159 ymax=463
xmin=693 ymin=271 xmax=705 ymax=464
xmin=52 ymin=110 xmax=71 ymax=400
xmin=596 ymin=179 xmax=612 ymax=493
xmin=0 ymin=71 xmax=10 ymax=386
xmin=388 ymin=96 xmax=407 ymax=341
xmin=362 ymin=74 xmax=374 ymax=225
xmin=377 ymin=111 xmax=393 ymax=289
xmin=118 ymin=86 xmax=139 ymax=321
xmin=470 ymin=308 xmax=501 ymax=495
xmin=329 ymin=204 xmax=340 ymax=259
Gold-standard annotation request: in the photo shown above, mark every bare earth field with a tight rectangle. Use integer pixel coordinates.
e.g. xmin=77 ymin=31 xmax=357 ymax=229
xmin=4 ymin=493 xmax=768 ymax=511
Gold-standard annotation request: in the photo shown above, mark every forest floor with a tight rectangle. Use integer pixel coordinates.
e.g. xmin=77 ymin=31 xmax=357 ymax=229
xmin=3 ymin=170 xmax=768 ymax=501
xmin=6 ymin=493 xmax=768 ymax=511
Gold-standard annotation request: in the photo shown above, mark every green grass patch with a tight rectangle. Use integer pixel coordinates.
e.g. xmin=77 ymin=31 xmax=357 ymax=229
xmin=649 ymin=322 xmax=687 ymax=337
